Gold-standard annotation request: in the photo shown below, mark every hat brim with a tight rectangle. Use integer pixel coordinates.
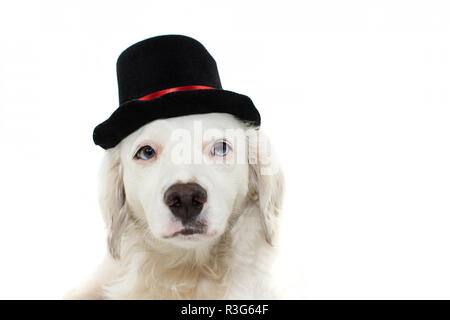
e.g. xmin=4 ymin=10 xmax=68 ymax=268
xmin=93 ymin=89 xmax=261 ymax=149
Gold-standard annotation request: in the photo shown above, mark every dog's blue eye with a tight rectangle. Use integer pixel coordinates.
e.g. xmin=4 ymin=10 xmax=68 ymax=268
xmin=135 ymin=146 xmax=156 ymax=160
xmin=211 ymin=141 xmax=230 ymax=157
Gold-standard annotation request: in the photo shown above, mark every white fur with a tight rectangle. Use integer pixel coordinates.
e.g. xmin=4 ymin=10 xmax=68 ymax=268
xmin=65 ymin=113 xmax=284 ymax=299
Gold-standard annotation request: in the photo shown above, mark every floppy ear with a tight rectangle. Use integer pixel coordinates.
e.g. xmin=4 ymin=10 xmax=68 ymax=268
xmin=98 ymin=149 xmax=129 ymax=259
xmin=248 ymin=131 xmax=285 ymax=246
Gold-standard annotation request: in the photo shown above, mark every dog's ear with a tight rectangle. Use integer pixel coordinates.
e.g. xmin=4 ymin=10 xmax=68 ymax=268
xmin=99 ymin=149 xmax=128 ymax=259
xmin=248 ymin=131 xmax=285 ymax=246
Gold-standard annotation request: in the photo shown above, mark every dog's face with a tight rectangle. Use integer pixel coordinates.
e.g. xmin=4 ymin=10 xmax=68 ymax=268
xmin=118 ymin=113 xmax=250 ymax=248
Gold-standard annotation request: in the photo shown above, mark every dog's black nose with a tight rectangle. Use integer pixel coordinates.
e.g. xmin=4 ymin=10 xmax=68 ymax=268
xmin=163 ymin=183 xmax=207 ymax=223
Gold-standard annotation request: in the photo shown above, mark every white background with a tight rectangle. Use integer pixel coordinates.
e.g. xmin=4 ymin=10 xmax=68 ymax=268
xmin=0 ymin=0 xmax=449 ymax=299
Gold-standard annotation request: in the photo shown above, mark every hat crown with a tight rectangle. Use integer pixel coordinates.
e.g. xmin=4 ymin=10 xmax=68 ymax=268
xmin=117 ymin=35 xmax=222 ymax=104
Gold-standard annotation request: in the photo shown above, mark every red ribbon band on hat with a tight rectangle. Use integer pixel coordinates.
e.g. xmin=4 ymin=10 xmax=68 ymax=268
xmin=138 ymin=85 xmax=215 ymax=101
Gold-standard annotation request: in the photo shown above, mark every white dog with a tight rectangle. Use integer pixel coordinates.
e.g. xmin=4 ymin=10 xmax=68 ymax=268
xmin=66 ymin=113 xmax=284 ymax=299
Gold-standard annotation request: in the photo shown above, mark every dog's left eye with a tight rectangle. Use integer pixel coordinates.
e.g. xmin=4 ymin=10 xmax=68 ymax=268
xmin=135 ymin=146 xmax=156 ymax=160
xmin=211 ymin=141 xmax=230 ymax=157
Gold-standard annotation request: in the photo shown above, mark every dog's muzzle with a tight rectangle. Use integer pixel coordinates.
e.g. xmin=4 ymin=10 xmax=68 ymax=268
xmin=163 ymin=183 xmax=207 ymax=224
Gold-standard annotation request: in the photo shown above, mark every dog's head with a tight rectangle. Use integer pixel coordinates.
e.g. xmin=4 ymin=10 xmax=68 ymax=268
xmin=99 ymin=113 xmax=283 ymax=257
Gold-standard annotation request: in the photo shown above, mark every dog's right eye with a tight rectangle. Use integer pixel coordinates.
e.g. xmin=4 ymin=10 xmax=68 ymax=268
xmin=134 ymin=146 xmax=156 ymax=160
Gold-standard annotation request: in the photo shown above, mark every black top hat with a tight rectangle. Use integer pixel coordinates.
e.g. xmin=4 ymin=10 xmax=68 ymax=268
xmin=93 ymin=35 xmax=261 ymax=149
